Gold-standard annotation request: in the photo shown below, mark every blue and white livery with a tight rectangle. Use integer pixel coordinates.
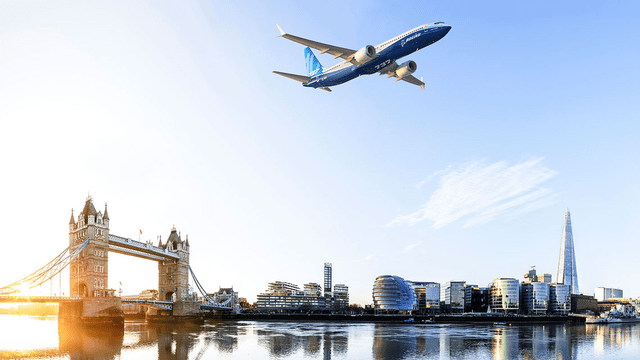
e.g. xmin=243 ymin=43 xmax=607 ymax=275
xmin=273 ymin=22 xmax=451 ymax=92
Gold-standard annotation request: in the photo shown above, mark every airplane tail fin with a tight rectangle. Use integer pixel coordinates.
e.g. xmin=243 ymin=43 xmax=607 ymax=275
xmin=304 ymin=47 xmax=323 ymax=77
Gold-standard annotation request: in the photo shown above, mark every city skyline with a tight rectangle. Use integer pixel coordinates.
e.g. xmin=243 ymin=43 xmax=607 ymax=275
xmin=1 ymin=1 xmax=639 ymax=305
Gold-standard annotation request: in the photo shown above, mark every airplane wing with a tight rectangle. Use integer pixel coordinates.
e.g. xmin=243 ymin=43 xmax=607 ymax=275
xmin=400 ymin=75 xmax=425 ymax=91
xmin=277 ymin=25 xmax=359 ymax=65
xmin=378 ymin=62 xmax=425 ymax=91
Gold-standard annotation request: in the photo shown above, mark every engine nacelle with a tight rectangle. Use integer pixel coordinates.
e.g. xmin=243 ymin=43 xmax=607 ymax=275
xmin=354 ymin=45 xmax=376 ymax=63
xmin=395 ymin=60 xmax=417 ymax=79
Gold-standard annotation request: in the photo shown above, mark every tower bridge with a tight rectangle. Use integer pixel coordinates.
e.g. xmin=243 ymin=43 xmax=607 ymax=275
xmin=0 ymin=195 xmax=233 ymax=326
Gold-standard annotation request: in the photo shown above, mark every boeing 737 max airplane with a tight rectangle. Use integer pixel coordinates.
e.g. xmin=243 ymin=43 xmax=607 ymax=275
xmin=273 ymin=22 xmax=451 ymax=92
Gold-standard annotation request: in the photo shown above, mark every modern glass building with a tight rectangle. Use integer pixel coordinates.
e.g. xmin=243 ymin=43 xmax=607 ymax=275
xmin=324 ymin=263 xmax=332 ymax=296
xmin=441 ymin=281 xmax=466 ymax=312
xmin=549 ymin=284 xmax=571 ymax=315
xmin=410 ymin=281 xmax=440 ymax=312
xmin=464 ymin=285 xmax=489 ymax=313
xmin=595 ymin=287 xmax=623 ymax=302
xmin=521 ymin=282 xmax=550 ymax=315
xmin=557 ymin=210 xmax=579 ymax=294
xmin=372 ymin=275 xmax=417 ymax=312
xmin=488 ymin=278 xmax=519 ymax=314
xmin=256 ymin=281 xmax=328 ymax=311
xmin=333 ymin=284 xmax=349 ymax=310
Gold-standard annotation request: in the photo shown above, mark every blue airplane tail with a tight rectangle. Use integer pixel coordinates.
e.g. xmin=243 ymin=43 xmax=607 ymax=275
xmin=304 ymin=47 xmax=323 ymax=77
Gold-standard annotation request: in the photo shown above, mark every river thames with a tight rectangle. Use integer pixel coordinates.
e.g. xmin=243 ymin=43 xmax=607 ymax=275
xmin=2 ymin=316 xmax=640 ymax=359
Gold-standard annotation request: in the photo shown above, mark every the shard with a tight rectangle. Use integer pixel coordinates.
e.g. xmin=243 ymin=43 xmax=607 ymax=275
xmin=557 ymin=209 xmax=579 ymax=294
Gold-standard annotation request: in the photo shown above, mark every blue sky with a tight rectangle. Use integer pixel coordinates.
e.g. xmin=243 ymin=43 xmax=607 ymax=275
xmin=0 ymin=1 xmax=639 ymax=305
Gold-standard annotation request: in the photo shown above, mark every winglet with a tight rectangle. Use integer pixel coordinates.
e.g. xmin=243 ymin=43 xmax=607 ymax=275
xmin=276 ymin=24 xmax=285 ymax=36
xmin=420 ymin=77 xmax=425 ymax=91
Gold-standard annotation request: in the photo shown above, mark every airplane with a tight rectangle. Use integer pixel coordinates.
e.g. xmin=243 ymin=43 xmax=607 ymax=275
xmin=273 ymin=22 xmax=451 ymax=92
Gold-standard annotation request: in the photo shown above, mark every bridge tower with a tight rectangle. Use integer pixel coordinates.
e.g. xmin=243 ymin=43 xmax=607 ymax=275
xmin=157 ymin=226 xmax=190 ymax=301
xmin=69 ymin=195 xmax=110 ymax=297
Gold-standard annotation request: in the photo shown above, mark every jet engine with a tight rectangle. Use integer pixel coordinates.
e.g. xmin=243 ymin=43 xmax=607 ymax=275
xmin=354 ymin=45 xmax=376 ymax=63
xmin=395 ymin=60 xmax=417 ymax=79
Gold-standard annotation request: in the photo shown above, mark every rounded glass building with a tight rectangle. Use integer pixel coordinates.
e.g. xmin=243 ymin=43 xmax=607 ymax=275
xmin=372 ymin=275 xmax=416 ymax=311
xmin=488 ymin=278 xmax=520 ymax=314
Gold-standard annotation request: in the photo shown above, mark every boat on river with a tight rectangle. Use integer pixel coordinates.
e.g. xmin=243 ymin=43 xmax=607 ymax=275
xmin=586 ymin=304 xmax=640 ymax=324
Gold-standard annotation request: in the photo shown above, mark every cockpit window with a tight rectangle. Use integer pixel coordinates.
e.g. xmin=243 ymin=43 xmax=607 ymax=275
xmin=435 ymin=22 xmax=444 ymax=25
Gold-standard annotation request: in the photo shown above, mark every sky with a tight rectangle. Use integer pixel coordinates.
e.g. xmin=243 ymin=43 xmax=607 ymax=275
xmin=0 ymin=1 xmax=639 ymax=305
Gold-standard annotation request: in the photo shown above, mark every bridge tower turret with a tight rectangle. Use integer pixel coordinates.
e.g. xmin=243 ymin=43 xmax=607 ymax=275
xmin=69 ymin=195 xmax=110 ymax=297
xmin=158 ymin=226 xmax=190 ymax=302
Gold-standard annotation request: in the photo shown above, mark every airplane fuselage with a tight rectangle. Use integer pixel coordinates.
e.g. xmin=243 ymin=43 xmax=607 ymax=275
xmin=303 ymin=23 xmax=451 ymax=89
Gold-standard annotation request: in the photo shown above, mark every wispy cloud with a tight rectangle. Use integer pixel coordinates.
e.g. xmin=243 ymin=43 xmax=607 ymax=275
xmin=364 ymin=254 xmax=376 ymax=261
xmin=415 ymin=166 xmax=451 ymax=189
xmin=403 ymin=241 xmax=423 ymax=252
xmin=388 ymin=158 xmax=558 ymax=228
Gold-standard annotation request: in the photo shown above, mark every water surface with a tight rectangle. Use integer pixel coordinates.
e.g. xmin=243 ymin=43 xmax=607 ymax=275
xmin=1 ymin=315 xmax=640 ymax=359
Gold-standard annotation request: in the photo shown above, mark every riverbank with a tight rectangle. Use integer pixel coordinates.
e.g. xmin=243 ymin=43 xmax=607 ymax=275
xmin=234 ymin=313 xmax=580 ymax=324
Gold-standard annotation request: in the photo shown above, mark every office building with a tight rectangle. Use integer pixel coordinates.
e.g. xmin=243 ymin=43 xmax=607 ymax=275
xmin=488 ymin=278 xmax=519 ymax=314
xmin=440 ymin=281 xmax=466 ymax=313
xmin=557 ymin=209 xmax=579 ymax=294
xmin=464 ymin=285 xmax=489 ymax=313
xmin=571 ymin=294 xmax=597 ymax=314
xmin=324 ymin=263 xmax=332 ymax=296
xmin=304 ymin=283 xmax=322 ymax=296
xmin=256 ymin=281 xmax=327 ymax=311
xmin=549 ymin=283 xmax=571 ymax=315
xmin=410 ymin=282 xmax=440 ymax=312
xmin=372 ymin=275 xmax=417 ymax=312
xmin=333 ymin=284 xmax=349 ymax=310
xmin=521 ymin=282 xmax=549 ymax=315
xmin=524 ymin=266 xmax=537 ymax=282
xmin=595 ymin=287 xmax=623 ymax=302
xmin=537 ymin=274 xmax=552 ymax=283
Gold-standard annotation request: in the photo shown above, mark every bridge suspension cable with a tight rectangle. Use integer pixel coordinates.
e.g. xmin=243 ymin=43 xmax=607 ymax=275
xmin=188 ymin=266 xmax=233 ymax=307
xmin=0 ymin=239 xmax=90 ymax=296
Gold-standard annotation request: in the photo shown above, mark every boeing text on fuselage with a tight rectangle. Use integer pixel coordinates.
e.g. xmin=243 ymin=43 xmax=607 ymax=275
xmin=273 ymin=22 xmax=451 ymax=92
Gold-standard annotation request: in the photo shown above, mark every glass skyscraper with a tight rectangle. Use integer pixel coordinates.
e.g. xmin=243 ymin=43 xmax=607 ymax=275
xmin=556 ymin=210 xmax=579 ymax=294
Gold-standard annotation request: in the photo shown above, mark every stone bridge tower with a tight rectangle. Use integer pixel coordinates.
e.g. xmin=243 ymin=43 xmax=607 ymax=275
xmin=69 ymin=195 xmax=110 ymax=297
xmin=158 ymin=226 xmax=190 ymax=301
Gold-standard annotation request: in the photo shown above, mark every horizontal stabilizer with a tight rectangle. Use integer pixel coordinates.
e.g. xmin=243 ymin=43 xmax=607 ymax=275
xmin=273 ymin=71 xmax=311 ymax=83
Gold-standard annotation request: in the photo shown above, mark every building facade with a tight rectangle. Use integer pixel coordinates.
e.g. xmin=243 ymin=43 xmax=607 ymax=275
xmin=304 ymin=283 xmax=322 ymax=296
xmin=324 ymin=263 xmax=332 ymax=297
xmin=333 ymin=284 xmax=349 ymax=310
xmin=557 ymin=210 xmax=579 ymax=294
xmin=464 ymin=285 xmax=489 ymax=313
xmin=372 ymin=275 xmax=417 ymax=312
xmin=256 ymin=281 xmax=328 ymax=311
xmin=441 ymin=281 xmax=466 ymax=313
xmin=595 ymin=287 xmax=624 ymax=302
xmin=410 ymin=282 xmax=440 ymax=312
xmin=549 ymin=284 xmax=571 ymax=315
xmin=571 ymin=294 xmax=597 ymax=314
xmin=520 ymin=282 xmax=549 ymax=315
xmin=537 ymin=274 xmax=552 ymax=283
xmin=488 ymin=278 xmax=519 ymax=314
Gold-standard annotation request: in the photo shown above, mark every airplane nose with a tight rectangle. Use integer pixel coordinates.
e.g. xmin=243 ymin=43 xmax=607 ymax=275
xmin=442 ymin=25 xmax=452 ymax=35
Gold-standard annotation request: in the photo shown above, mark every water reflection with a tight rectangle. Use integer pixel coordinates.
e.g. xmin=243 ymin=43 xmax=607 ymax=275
xmin=58 ymin=322 xmax=124 ymax=359
xmin=3 ymin=316 xmax=640 ymax=359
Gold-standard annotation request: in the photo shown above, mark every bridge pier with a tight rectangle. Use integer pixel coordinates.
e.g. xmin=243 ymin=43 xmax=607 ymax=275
xmin=59 ymin=298 xmax=124 ymax=327
xmin=145 ymin=300 xmax=203 ymax=323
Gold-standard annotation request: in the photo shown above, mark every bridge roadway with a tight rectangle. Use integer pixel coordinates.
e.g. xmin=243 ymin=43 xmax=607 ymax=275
xmin=0 ymin=295 xmax=82 ymax=303
xmin=108 ymin=234 xmax=180 ymax=261
xmin=0 ymin=296 xmax=232 ymax=311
